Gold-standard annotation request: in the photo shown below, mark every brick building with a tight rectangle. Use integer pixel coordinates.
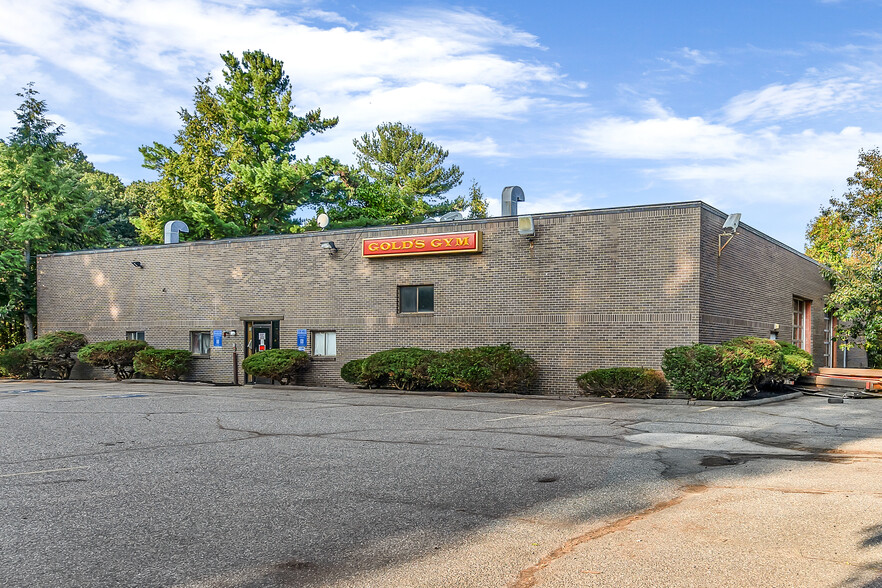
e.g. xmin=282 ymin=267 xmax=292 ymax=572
xmin=36 ymin=201 xmax=843 ymax=394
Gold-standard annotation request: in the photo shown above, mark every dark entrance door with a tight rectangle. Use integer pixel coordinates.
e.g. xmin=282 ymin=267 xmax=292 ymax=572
xmin=245 ymin=321 xmax=279 ymax=383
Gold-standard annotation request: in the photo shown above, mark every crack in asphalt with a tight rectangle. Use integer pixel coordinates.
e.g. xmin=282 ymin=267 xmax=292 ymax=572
xmin=510 ymin=484 xmax=710 ymax=588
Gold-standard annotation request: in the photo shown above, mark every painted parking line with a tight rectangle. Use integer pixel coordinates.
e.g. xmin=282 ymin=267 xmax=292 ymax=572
xmin=699 ymin=406 xmax=717 ymax=412
xmin=0 ymin=465 xmax=90 ymax=479
xmin=0 ymin=389 xmax=47 ymax=395
xmin=485 ymin=402 xmax=612 ymax=422
xmin=378 ymin=398 xmax=523 ymax=416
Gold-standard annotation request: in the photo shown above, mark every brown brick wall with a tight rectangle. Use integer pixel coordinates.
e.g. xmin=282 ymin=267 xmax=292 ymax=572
xmin=38 ymin=203 xmax=706 ymax=394
xmin=698 ymin=207 xmax=838 ymax=367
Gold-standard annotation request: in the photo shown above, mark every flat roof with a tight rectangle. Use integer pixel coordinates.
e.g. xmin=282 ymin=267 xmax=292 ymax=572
xmin=37 ymin=200 xmax=820 ymax=267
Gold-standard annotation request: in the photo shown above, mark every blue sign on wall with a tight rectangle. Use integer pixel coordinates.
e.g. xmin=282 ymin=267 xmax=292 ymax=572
xmin=297 ymin=328 xmax=308 ymax=351
xmin=213 ymin=329 xmax=223 ymax=348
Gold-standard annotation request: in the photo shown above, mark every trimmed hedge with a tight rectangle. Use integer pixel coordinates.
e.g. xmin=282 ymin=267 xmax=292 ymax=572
xmin=133 ymin=349 xmax=192 ymax=380
xmin=662 ymin=336 xmax=815 ymax=400
xmin=78 ymin=340 xmax=151 ymax=380
xmin=242 ymin=349 xmax=310 ymax=385
xmin=340 ymin=358 xmax=365 ymax=385
xmin=358 ymin=348 xmax=439 ymax=390
xmin=576 ymin=367 xmax=667 ymax=398
xmin=427 ymin=344 xmax=538 ymax=394
xmin=0 ymin=346 xmax=33 ymax=378
xmin=341 ymin=344 xmax=539 ymax=394
xmin=0 ymin=331 xmax=87 ymax=379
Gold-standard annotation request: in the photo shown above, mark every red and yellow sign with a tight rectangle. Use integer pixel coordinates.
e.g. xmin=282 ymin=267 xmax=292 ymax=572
xmin=363 ymin=231 xmax=483 ymax=258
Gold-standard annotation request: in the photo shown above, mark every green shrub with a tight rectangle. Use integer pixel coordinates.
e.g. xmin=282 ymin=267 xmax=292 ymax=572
xmin=359 ymin=348 xmax=439 ymax=390
xmin=428 ymin=344 xmax=538 ymax=394
xmin=0 ymin=331 xmax=87 ymax=379
xmin=783 ymin=353 xmax=813 ymax=379
xmin=340 ymin=358 xmax=365 ymax=385
xmin=0 ymin=346 xmax=34 ymax=378
xmin=723 ymin=336 xmax=784 ymax=386
xmin=242 ymin=349 xmax=311 ymax=385
xmin=662 ymin=343 xmax=749 ymax=400
xmin=133 ymin=349 xmax=192 ymax=380
xmin=576 ymin=367 xmax=667 ymax=398
xmin=78 ymin=340 xmax=151 ymax=380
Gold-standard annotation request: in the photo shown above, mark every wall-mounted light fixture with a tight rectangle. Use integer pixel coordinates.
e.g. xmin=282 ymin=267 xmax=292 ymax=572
xmin=132 ymin=261 xmax=144 ymax=269
xmin=320 ymin=241 xmax=338 ymax=254
xmin=718 ymin=213 xmax=741 ymax=257
xmin=518 ymin=216 xmax=536 ymax=249
xmin=223 ymin=330 xmax=238 ymax=337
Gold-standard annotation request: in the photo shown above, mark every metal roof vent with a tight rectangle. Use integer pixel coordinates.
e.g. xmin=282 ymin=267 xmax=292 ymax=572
xmin=501 ymin=186 xmax=525 ymax=216
xmin=164 ymin=220 xmax=189 ymax=244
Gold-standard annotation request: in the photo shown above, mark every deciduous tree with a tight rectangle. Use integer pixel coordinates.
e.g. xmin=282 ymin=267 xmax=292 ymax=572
xmin=807 ymin=148 xmax=882 ymax=366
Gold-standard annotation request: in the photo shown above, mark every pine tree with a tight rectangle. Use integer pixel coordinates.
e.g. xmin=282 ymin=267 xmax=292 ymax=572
xmin=0 ymin=84 xmax=102 ymax=341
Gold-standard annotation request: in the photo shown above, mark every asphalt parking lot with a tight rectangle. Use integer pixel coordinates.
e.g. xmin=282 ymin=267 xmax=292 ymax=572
xmin=2 ymin=380 xmax=882 ymax=587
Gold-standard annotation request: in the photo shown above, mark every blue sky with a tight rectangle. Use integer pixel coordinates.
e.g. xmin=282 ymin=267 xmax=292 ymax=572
xmin=1 ymin=0 xmax=881 ymax=249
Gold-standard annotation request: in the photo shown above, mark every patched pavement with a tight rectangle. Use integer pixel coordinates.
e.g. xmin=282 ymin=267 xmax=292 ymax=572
xmin=1 ymin=380 xmax=881 ymax=587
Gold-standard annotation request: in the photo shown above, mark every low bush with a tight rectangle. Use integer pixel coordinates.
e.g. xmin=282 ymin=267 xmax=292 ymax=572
xmin=723 ymin=336 xmax=784 ymax=386
xmin=0 ymin=331 xmax=87 ymax=379
xmin=358 ymin=348 xmax=439 ymax=390
xmin=576 ymin=367 xmax=667 ymax=398
xmin=427 ymin=344 xmax=538 ymax=394
xmin=0 ymin=346 xmax=34 ymax=378
xmin=662 ymin=343 xmax=749 ymax=400
xmin=242 ymin=349 xmax=311 ymax=385
xmin=783 ymin=353 xmax=813 ymax=379
xmin=133 ymin=349 xmax=192 ymax=380
xmin=340 ymin=358 xmax=364 ymax=385
xmin=78 ymin=340 xmax=151 ymax=380
xmin=663 ymin=336 xmax=816 ymax=400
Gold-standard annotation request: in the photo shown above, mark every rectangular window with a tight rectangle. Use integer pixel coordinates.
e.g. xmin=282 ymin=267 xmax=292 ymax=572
xmin=399 ymin=285 xmax=434 ymax=313
xmin=314 ymin=331 xmax=337 ymax=356
xmin=190 ymin=331 xmax=211 ymax=356
xmin=126 ymin=331 xmax=145 ymax=341
xmin=793 ymin=298 xmax=807 ymax=351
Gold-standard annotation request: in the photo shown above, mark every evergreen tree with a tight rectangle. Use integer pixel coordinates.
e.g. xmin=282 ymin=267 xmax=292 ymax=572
xmin=0 ymin=84 xmax=103 ymax=341
xmin=138 ymin=51 xmax=338 ymax=242
xmin=354 ymin=122 xmax=463 ymax=199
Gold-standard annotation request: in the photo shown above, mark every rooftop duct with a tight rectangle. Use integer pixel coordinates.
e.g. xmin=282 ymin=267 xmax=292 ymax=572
xmin=501 ymin=186 xmax=525 ymax=216
xmin=164 ymin=220 xmax=189 ymax=244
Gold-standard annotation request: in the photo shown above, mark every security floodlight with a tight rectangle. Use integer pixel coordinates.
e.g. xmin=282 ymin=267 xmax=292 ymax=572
xmin=518 ymin=216 xmax=535 ymax=238
xmin=718 ymin=212 xmax=742 ymax=257
xmin=132 ymin=261 xmax=144 ymax=269
xmin=723 ymin=213 xmax=741 ymax=233
xmin=320 ymin=241 xmax=338 ymax=254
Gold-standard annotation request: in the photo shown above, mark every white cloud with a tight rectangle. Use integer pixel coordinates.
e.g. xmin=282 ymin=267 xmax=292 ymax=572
xmin=0 ymin=0 xmax=561 ymax=154
xmin=442 ymin=137 xmax=507 ymax=158
xmin=723 ymin=76 xmax=870 ymax=123
xmin=574 ymin=115 xmax=748 ymax=159
xmin=570 ymin=105 xmax=876 ymax=207
xmin=656 ymin=126 xmax=876 ymax=205
xmin=655 ymin=47 xmax=720 ymax=76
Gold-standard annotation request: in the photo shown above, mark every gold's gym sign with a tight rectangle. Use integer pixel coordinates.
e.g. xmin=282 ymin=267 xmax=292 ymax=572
xmin=363 ymin=231 xmax=483 ymax=258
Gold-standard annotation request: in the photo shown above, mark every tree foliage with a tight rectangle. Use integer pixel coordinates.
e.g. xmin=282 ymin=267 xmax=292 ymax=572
xmin=353 ymin=121 xmax=463 ymax=200
xmin=137 ymin=50 xmax=338 ymax=242
xmin=807 ymin=148 xmax=882 ymax=366
xmin=0 ymin=85 xmax=106 ymax=341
